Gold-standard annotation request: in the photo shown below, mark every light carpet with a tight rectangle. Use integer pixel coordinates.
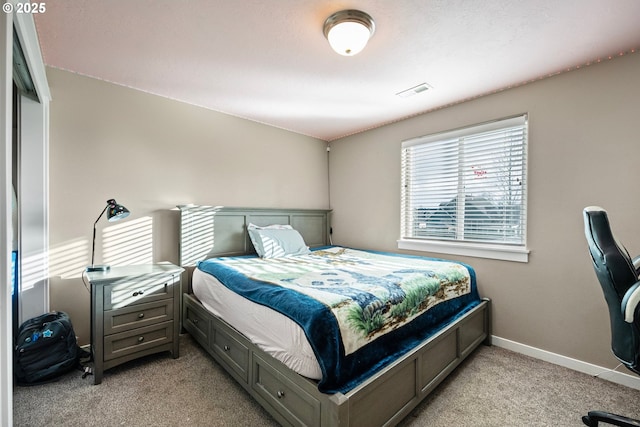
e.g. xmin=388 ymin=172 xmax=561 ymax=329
xmin=13 ymin=334 xmax=640 ymax=426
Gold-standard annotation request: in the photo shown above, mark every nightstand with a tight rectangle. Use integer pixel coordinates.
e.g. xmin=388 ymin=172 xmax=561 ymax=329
xmin=87 ymin=263 xmax=184 ymax=384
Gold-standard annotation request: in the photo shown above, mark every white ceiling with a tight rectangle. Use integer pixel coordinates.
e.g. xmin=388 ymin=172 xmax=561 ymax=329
xmin=33 ymin=0 xmax=640 ymax=141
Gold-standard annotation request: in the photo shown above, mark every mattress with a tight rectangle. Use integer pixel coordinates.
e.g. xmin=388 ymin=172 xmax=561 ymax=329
xmin=193 ymin=246 xmax=481 ymax=393
xmin=192 ymin=267 xmax=322 ymax=379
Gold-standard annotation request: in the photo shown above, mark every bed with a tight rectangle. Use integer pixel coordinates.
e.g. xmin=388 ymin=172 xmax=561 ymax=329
xmin=179 ymin=206 xmax=491 ymax=427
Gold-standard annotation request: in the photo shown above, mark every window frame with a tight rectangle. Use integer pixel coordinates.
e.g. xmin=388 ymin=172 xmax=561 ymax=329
xmin=398 ymin=115 xmax=529 ymax=263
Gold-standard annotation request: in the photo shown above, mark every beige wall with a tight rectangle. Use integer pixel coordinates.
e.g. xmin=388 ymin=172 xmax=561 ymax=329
xmin=46 ymin=68 xmax=329 ymax=344
xmin=329 ymin=52 xmax=640 ymax=368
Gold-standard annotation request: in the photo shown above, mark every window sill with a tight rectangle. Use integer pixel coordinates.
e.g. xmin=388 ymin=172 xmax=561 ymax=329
xmin=397 ymin=239 xmax=529 ymax=263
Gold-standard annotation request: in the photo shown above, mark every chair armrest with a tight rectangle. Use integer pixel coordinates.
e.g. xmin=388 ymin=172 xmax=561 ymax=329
xmin=633 ymin=255 xmax=640 ymax=275
xmin=622 ymin=281 xmax=640 ymax=323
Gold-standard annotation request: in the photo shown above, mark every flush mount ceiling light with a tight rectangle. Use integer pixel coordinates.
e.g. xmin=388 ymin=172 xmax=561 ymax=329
xmin=323 ymin=9 xmax=375 ymax=56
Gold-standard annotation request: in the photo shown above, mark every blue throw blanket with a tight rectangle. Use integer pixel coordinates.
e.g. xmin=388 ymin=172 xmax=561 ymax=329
xmin=197 ymin=246 xmax=481 ymax=393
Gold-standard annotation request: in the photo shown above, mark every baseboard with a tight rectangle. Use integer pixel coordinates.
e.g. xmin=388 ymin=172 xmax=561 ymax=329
xmin=491 ymin=335 xmax=640 ymax=391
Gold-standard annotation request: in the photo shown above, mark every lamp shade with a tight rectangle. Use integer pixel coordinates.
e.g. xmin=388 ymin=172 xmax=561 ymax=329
xmin=323 ymin=10 xmax=375 ymax=56
xmin=107 ymin=199 xmax=130 ymax=222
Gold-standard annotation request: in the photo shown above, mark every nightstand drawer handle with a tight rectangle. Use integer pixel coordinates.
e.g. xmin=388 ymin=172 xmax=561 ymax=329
xmin=132 ymin=290 xmax=144 ymax=297
xmin=138 ymin=313 xmax=144 ymax=319
xmin=138 ymin=336 xmax=144 ymax=343
xmin=277 ymin=390 xmax=285 ymax=399
xmin=223 ymin=345 xmax=231 ymax=352
xmin=192 ymin=318 xmax=199 ymax=324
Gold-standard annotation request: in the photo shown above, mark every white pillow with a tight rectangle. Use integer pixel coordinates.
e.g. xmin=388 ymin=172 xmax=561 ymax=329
xmin=247 ymin=224 xmax=310 ymax=258
xmin=247 ymin=223 xmax=291 ymax=256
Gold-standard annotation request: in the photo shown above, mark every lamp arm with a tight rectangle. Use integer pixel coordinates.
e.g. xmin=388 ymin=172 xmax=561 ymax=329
xmin=91 ymin=205 xmax=109 ymax=267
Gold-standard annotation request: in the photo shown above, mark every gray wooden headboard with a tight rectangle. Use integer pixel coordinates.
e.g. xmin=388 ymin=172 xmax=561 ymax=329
xmin=178 ymin=205 xmax=332 ymax=267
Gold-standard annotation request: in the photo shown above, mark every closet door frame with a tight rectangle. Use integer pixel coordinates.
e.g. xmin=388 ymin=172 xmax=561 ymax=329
xmin=1 ymin=6 xmax=50 ymax=426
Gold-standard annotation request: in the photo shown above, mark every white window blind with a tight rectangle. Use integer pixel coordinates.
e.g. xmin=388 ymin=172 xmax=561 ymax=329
xmin=401 ymin=115 xmax=528 ymax=248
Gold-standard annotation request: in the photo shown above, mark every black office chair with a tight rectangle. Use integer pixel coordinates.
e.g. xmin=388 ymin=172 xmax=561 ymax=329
xmin=583 ymin=206 xmax=640 ymax=427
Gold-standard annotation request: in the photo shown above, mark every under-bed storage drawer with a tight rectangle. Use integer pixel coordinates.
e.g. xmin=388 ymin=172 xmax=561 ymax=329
xmin=211 ymin=318 xmax=249 ymax=383
xmin=252 ymin=353 xmax=321 ymax=427
xmin=183 ymin=296 xmax=210 ymax=344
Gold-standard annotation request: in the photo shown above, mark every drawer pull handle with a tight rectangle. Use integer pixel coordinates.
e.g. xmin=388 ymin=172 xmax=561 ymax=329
xmin=138 ymin=313 xmax=144 ymax=319
xmin=132 ymin=290 xmax=145 ymax=297
xmin=223 ymin=345 xmax=231 ymax=352
xmin=138 ymin=336 xmax=144 ymax=343
xmin=192 ymin=318 xmax=199 ymax=324
xmin=277 ymin=390 xmax=285 ymax=399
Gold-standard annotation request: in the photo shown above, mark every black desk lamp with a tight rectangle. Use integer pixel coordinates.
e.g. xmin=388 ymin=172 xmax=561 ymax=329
xmin=86 ymin=199 xmax=130 ymax=272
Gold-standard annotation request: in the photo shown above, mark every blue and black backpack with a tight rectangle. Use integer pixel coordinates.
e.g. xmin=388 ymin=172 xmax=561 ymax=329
xmin=14 ymin=311 xmax=87 ymax=385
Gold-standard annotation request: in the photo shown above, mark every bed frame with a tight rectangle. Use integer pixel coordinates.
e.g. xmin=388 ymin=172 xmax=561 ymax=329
xmin=178 ymin=205 xmax=491 ymax=427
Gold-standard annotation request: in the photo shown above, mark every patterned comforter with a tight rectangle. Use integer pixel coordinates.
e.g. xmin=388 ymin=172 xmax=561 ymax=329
xmin=197 ymin=246 xmax=481 ymax=393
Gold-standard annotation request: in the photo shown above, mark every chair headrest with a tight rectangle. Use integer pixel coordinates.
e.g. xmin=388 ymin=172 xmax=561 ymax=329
xmin=583 ymin=206 xmax=637 ymax=297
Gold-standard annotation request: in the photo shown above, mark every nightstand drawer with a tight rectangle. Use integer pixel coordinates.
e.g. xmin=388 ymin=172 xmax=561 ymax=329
xmin=104 ymin=321 xmax=173 ymax=362
xmin=104 ymin=299 xmax=174 ymax=335
xmin=104 ymin=274 xmax=177 ymax=310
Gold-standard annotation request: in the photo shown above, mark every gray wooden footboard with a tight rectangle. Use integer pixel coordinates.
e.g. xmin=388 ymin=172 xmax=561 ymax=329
xmin=183 ymin=293 xmax=491 ymax=427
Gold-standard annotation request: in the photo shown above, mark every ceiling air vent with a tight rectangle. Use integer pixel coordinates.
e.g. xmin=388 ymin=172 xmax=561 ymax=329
xmin=396 ymin=82 xmax=432 ymax=98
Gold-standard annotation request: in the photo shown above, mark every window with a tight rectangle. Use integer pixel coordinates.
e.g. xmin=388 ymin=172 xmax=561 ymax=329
xmin=399 ymin=115 xmax=529 ymax=262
